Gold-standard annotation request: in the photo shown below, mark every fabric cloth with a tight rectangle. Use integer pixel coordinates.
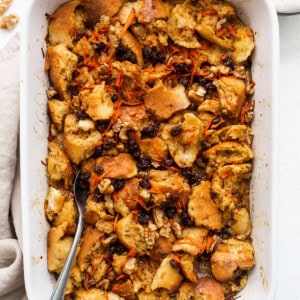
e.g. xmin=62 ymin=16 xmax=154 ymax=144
xmin=0 ymin=34 xmax=26 ymax=299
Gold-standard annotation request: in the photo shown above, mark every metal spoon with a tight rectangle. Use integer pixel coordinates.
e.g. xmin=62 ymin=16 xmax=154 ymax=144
xmin=50 ymin=171 xmax=89 ymax=300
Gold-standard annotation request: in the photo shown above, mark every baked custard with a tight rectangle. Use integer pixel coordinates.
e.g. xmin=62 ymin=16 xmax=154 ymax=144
xmin=45 ymin=0 xmax=256 ymax=298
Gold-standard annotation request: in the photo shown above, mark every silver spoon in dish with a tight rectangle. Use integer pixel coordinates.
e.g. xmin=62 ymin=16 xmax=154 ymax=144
xmin=50 ymin=171 xmax=89 ymax=300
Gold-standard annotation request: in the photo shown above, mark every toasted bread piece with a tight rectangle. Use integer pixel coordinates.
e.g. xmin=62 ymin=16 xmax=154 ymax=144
xmin=122 ymin=32 xmax=144 ymax=66
xmin=48 ymin=0 xmax=84 ymax=48
xmin=84 ymin=195 xmax=106 ymax=224
xmin=112 ymin=280 xmax=135 ymax=300
xmin=197 ymin=99 xmax=221 ymax=127
xmin=47 ymin=44 xmax=78 ymax=100
xmin=150 ymin=236 xmax=174 ymax=262
xmin=164 ymin=3 xmax=200 ymax=48
xmin=216 ymin=76 xmax=246 ymax=120
xmin=233 ymin=22 xmax=255 ymax=64
xmin=80 ymin=82 xmax=114 ymax=121
xmin=207 ymin=125 xmax=253 ymax=146
xmin=196 ymin=2 xmax=235 ymax=50
xmin=180 ymin=253 xmax=197 ymax=283
xmin=113 ymin=178 xmax=140 ymax=217
xmin=148 ymin=169 xmax=190 ymax=204
xmin=63 ymin=114 xmax=102 ymax=164
xmin=231 ymin=207 xmax=252 ymax=239
xmin=120 ymin=104 xmax=146 ymax=125
xmin=151 ymin=255 xmax=183 ymax=292
xmin=53 ymin=196 xmax=77 ymax=234
xmin=77 ymin=226 xmax=103 ymax=271
xmin=161 ymin=113 xmax=203 ymax=168
xmin=138 ymin=290 xmax=170 ymax=300
xmin=96 ymin=153 xmax=138 ymax=179
xmin=0 ymin=0 xmax=12 ymax=16
xmin=144 ymin=80 xmax=190 ymax=120
xmin=80 ymin=0 xmax=123 ymax=27
xmin=45 ymin=187 xmax=66 ymax=222
xmin=211 ymin=163 xmax=252 ymax=211
xmin=48 ymin=222 xmax=73 ymax=273
xmin=203 ymin=142 xmax=254 ymax=177
xmin=47 ymin=141 xmax=73 ymax=188
xmin=211 ymin=238 xmax=255 ymax=282
xmin=188 ymin=181 xmax=222 ymax=231
xmin=172 ymin=227 xmax=209 ymax=256
xmin=116 ymin=213 xmax=148 ymax=255
xmin=137 ymin=136 xmax=167 ymax=161
xmin=74 ymin=288 xmax=124 ymax=300
xmin=176 ymin=277 xmax=225 ymax=300
xmin=48 ymin=99 xmax=69 ymax=131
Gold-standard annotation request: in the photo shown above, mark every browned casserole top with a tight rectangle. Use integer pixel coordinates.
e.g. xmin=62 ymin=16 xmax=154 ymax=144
xmin=44 ymin=0 xmax=256 ymax=299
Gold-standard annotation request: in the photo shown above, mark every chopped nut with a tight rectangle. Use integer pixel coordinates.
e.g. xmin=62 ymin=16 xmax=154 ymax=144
xmin=0 ymin=13 xmax=18 ymax=30
xmin=123 ymin=257 xmax=137 ymax=275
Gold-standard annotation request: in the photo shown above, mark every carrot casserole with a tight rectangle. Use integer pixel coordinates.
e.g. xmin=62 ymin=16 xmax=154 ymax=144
xmin=44 ymin=0 xmax=256 ymax=298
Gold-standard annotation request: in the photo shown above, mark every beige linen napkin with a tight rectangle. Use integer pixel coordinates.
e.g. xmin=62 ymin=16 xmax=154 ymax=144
xmin=0 ymin=35 xmax=26 ymax=299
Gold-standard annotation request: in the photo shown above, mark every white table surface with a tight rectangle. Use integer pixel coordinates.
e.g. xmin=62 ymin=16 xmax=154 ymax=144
xmin=1 ymin=1 xmax=300 ymax=299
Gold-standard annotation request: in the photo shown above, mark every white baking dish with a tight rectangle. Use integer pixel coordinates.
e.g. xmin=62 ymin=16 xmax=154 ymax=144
xmin=20 ymin=0 xmax=279 ymax=299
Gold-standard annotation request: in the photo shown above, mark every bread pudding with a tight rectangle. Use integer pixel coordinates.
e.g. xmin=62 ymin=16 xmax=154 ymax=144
xmin=45 ymin=0 xmax=256 ymax=298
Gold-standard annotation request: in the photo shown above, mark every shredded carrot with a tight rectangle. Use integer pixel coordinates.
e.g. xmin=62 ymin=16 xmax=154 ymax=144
xmin=121 ymin=99 xmax=143 ymax=106
xmin=94 ymin=253 xmax=102 ymax=259
xmin=220 ymin=170 xmax=231 ymax=179
xmin=189 ymin=49 xmax=201 ymax=85
xmin=104 ymin=290 xmax=109 ymax=300
xmin=113 ymin=215 xmax=119 ymax=232
xmin=240 ymin=101 xmax=250 ymax=124
xmin=165 ymin=166 xmax=180 ymax=173
xmin=205 ymin=237 xmax=215 ymax=252
xmin=100 ymin=50 xmax=115 ymax=65
xmin=45 ymin=53 xmax=50 ymax=71
xmin=116 ymin=273 xmax=127 ymax=281
xmin=132 ymin=196 xmax=147 ymax=208
xmin=228 ymin=24 xmax=236 ymax=38
xmin=204 ymin=119 xmax=213 ymax=136
xmin=116 ymin=71 xmax=124 ymax=88
xmin=216 ymin=27 xmax=227 ymax=37
xmin=153 ymin=142 xmax=164 ymax=160
xmin=202 ymin=8 xmax=217 ymax=16
xmin=127 ymin=247 xmax=137 ymax=258
xmin=84 ymin=274 xmax=90 ymax=290
xmin=119 ymin=8 xmax=136 ymax=38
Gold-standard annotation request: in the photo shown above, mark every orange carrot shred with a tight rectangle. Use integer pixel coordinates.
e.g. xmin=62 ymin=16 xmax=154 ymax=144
xmin=202 ymin=8 xmax=217 ymax=16
xmin=84 ymin=274 xmax=90 ymax=290
xmin=216 ymin=27 xmax=227 ymax=37
xmin=113 ymin=215 xmax=119 ymax=232
xmin=228 ymin=24 xmax=236 ymax=38
xmin=119 ymin=8 xmax=136 ymax=39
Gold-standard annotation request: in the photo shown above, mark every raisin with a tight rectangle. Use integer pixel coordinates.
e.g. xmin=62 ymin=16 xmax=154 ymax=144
xmin=181 ymin=211 xmax=194 ymax=226
xmin=170 ymin=259 xmax=180 ymax=270
xmin=141 ymin=125 xmax=157 ymax=138
xmin=142 ymin=46 xmax=153 ymax=60
xmin=219 ymin=226 xmax=232 ymax=239
xmin=245 ymin=57 xmax=252 ymax=68
xmin=211 ymin=117 xmax=221 ymax=125
xmin=138 ymin=213 xmax=150 ymax=224
xmin=170 ymin=125 xmax=183 ymax=137
xmin=93 ymin=165 xmax=104 ymax=174
xmin=139 ymin=178 xmax=151 ymax=190
xmin=168 ymin=194 xmax=179 ymax=203
xmin=115 ymin=45 xmax=137 ymax=64
xmin=223 ymin=57 xmax=234 ymax=69
xmin=178 ymin=77 xmax=189 ymax=88
xmin=93 ymin=146 xmax=103 ymax=158
xmin=102 ymin=141 xmax=116 ymax=150
xmin=93 ymin=42 xmax=106 ymax=52
xmin=164 ymin=206 xmax=177 ymax=219
xmin=76 ymin=109 xmax=88 ymax=119
xmin=111 ymin=94 xmax=118 ymax=102
xmin=127 ymin=140 xmax=141 ymax=158
xmin=146 ymin=200 xmax=155 ymax=208
xmin=164 ymin=156 xmax=175 ymax=166
xmin=198 ymin=77 xmax=209 ymax=86
xmin=201 ymin=140 xmax=211 ymax=151
xmin=109 ymin=241 xmax=127 ymax=255
xmin=173 ymin=62 xmax=186 ymax=74
xmin=111 ymin=179 xmax=125 ymax=191
xmin=69 ymin=85 xmax=79 ymax=97
xmin=205 ymin=81 xmax=217 ymax=92
xmin=136 ymin=157 xmax=152 ymax=170
xmin=96 ymin=120 xmax=109 ymax=133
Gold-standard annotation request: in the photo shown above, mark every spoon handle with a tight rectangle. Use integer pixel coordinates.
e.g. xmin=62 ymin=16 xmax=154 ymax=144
xmin=50 ymin=216 xmax=84 ymax=300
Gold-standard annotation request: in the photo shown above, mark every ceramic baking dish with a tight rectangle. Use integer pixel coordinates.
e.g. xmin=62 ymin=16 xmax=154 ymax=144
xmin=20 ymin=0 xmax=279 ymax=298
